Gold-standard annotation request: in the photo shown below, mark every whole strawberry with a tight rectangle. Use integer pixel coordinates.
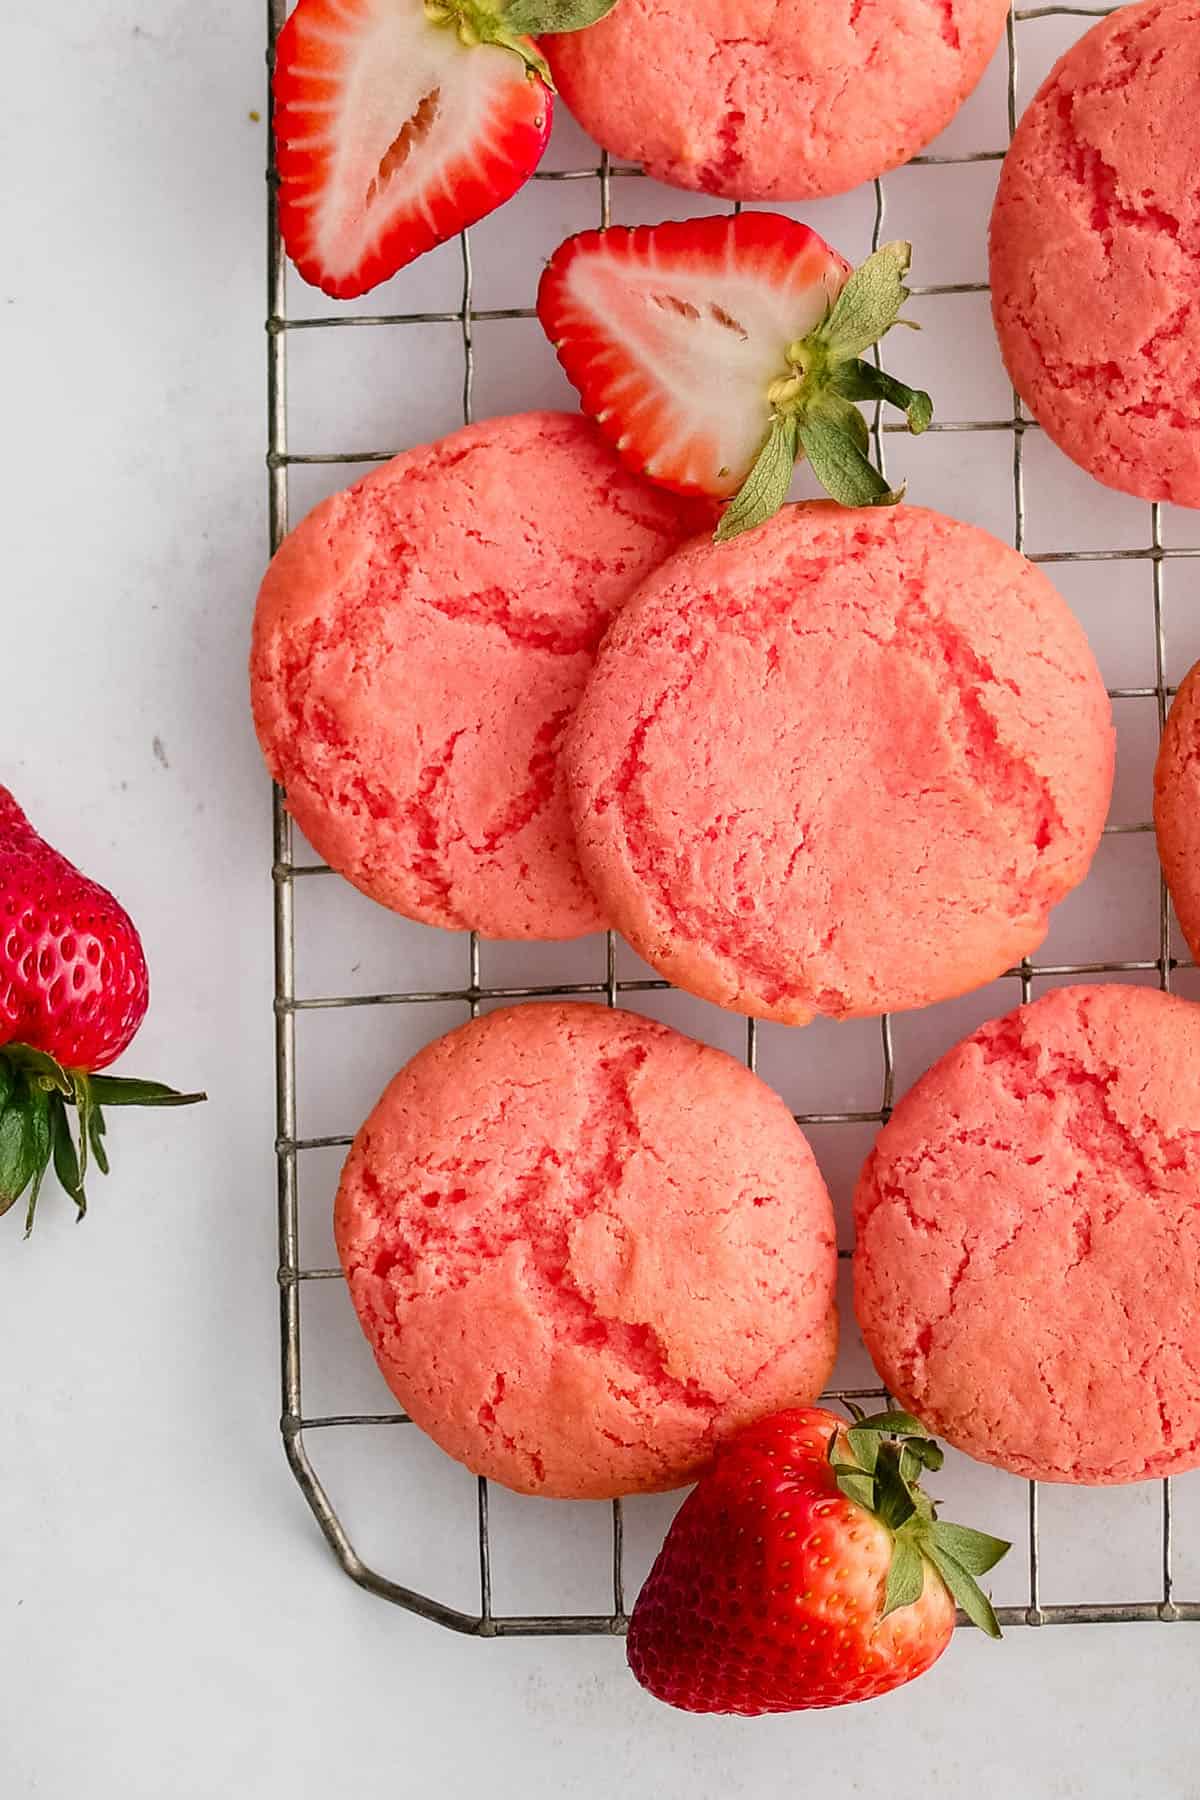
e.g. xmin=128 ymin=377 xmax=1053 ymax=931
xmin=0 ymin=786 xmax=203 ymax=1233
xmin=627 ymin=1407 xmax=1009 ymax=1715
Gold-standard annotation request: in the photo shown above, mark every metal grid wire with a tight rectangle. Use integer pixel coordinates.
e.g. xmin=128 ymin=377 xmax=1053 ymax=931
xmin=268 ymin=0 xmax=1200 ymax=1633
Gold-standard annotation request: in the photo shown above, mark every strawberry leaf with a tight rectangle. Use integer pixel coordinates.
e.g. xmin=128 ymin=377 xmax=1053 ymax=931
xmin=923 ymin=1542 xmax=1004 ymax=1640
xmin=815 ymin=391 xmax=871 ymax=455
xmin=882 ymin=1533 xmax=925 ymax=1617
xmin=716 ymin=414 xmax=799 ymax=543
xmin=798 ymin=416 xmax=904 ymax=509
xmin=899 ymin=1439 xmax=944 ymax=1484
xmin=930 ymin=1521 xmax=1010 ymax=1576
xmin=20 ymin=1088 xmax=51 ymax=1236
xmin=0 ymin=1079 xmax=51 ymax=1224
xmin=24 ymin=1158 xmax=49 ymax=1238
xmin=846 ymin=1426 xmax=880 ymax=1474
xmin=502 ymin=0 xmax=618 ymax=31
xmin=88 ymin=1105 xmax=110 ymax=1178
xmin=817 ymin=241 xmax=914 ymax=363
xmin=71 ymin=1072 xmax=92 ymax=1187
xmin=7 ymin=1045 xmax=73 ymax=1096
xmin=848 ymin=1410 xmax=930 ymax=1437
xmin=832 ymin=1465 xmax=877 ymax=1512
xmin=86 ymin=1075 xmax=207 ymax=1107
xmin=48 ymin=1093 xmax=86 ymax=1220
xmin=0 ymin=1048 xmax=203 ymax=1234
xmin=909 ymin=1437 xmax=945 ymax=1472
xmin=829 ymin=359 xmax=933 ymax=434
xmin=872 ymin=1442 xmax=918 ymax=1533
xmin=0 ymin=1098 xmax=35 ymax=1216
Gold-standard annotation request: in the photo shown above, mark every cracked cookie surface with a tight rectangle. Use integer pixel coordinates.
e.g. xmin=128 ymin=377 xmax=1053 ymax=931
xmin=566 ymin=502 xmax=1113 ymax=1025
xmin=1155 ymin=658 xmax=1200 ymax=961
xmin=250 ymin=411 xmax=709 ymax=938
xmin=990 ymin=0 xmax=1200 ymax=505
xmin=543 ymin=0 xmax=1010 ymax=201
xmin=854 ymin=984 xmax=1200 ymax=1483
xmin=334 ymin=1003 xmax=839 ymax=1498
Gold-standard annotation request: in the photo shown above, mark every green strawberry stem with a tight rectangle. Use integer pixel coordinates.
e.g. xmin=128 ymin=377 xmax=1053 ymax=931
xmin=828 ymin=1406 xmax=1011 ymax=1638
xmin=0 ymin=1044 xmax=205 ymax=1236
xmin=716 ymin=240 xmax=933 ymax=542
xmin=424 ymin=0 xmax=619 ymax=85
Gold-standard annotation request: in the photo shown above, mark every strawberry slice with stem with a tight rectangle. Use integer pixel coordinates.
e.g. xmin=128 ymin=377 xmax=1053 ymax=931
xmin=537 ymin=212 xmax=933 ymax=540
xmin=273 ymin=0 xmax=617 ymax=300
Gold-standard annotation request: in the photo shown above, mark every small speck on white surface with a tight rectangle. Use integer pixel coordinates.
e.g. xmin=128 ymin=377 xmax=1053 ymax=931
xmin=0 ymin=5 xmax=1197 ymax=1798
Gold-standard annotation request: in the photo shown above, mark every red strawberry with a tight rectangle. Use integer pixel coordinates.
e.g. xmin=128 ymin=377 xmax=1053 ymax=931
xmin=627 ymin=1407 xmax=1009 ymax=1715
xmin=273 ymin=0 xmax=618 ymax=300
xmin=0 ymin=788 xmax=203 ymax=1233
xmin=0 ymin=787 xmax=147 ymax=1072
xmin=537 ymin=213 xmax=934 ymax=539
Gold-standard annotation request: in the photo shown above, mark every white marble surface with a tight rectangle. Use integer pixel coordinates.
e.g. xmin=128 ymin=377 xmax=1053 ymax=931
xmin=2 ymin=4 xmax=1199 ymax=1795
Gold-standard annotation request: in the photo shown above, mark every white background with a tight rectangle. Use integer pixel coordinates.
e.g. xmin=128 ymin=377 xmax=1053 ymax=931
xmin=3 ymin=4 xmax=1200 ymax=1795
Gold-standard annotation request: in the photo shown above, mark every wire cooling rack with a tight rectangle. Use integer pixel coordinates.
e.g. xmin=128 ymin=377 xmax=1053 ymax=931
xmin=267 ymin=0 xmax=1200 ymax=1634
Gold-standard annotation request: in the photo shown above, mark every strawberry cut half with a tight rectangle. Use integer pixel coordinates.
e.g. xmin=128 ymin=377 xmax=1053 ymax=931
xmin=273 ymin=0 xmax=553 ymax=300
xmin=538 ymin=212 xmax=935 ymax=539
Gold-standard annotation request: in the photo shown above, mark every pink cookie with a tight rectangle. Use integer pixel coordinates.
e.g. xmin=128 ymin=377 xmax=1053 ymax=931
xmin=543 ymin=0 xmax=1011 ymax=201
xmin=1155 ymin=658 xmax=1200 ymax=962
xmin=855 ymin=985 xmax=1200 ymax=1484
xmin=990 ymin=0 xmax=1200 ymax=506
xmin=334 ymin=1003 xmax=839 ymax=1499
xmin=566 ymin=503 xmax=1114 ymax=1026
xmin=250 ymin=412 xmax=708 ymax=939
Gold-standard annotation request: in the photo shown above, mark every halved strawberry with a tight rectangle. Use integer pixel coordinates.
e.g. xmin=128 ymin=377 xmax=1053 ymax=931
xmin=273 ymin=0 xmax=555 ymax=300
xmin=537 ymin=212 xmax=934 ymax=539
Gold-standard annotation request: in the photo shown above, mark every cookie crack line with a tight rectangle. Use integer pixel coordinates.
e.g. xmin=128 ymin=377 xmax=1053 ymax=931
xmin=473 ymin=707 xmax=572 ymax=858
xmin=868 ymin=600 xmax=1067 ymax=894
xmin=594 ymin=636 xmax=810 ymax=1011
xmin=1010 ymin=298 xmax=1200 ymax=430
xmin=860 ymin=994 xmax=1200 ymax=1476
xmin=588 ymin=542 xmax=1080 ymax=1013
xmin=980 ymin=1004 xmax=1200 ymax=1186
xmin=998 ymin=28 xmax=1200 ymax=418
xmin=1054 ymin=85 xmax=1186 ymax=252
xmin=531 ymin=1042 xmax=724 ymax=1421
xmin=405 ymin=579 xmax=609 ymax=658
xmin=865 ymin=1157 xmax=1044 ymax=1409
xmin=361 ymin=1027 xmax=731 ymax=1431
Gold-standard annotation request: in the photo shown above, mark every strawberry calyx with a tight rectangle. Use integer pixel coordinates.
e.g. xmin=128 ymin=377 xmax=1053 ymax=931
xmin=828 ymin=1406 xmax=1010 ymax=1639
xmin=717 ymin=241 xmax=933 ymax=542
xmin=423 ymin=0 xmax=618 ymax=85
xmin=0 ymin=1044 xmax=205 ymax=1237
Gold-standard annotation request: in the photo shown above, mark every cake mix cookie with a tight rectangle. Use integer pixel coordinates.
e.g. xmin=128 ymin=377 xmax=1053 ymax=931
xmin=855 ymin=985 xmax=1200 ymax=1484
xmin=566 ymin=502 xmax=1113 ymax=1025
xmin=1155 ymin=658 xmax=1200 ymax=961
xmin=990 ymin=0 xmax=1200 ymax=506
xmin=250 ymin=412 xmax=709 ymax=938
xmin=334 ymin=1003 xmax=839 ymax=1498
xmin=543 ymin=0 xmax=1012 ymax=201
